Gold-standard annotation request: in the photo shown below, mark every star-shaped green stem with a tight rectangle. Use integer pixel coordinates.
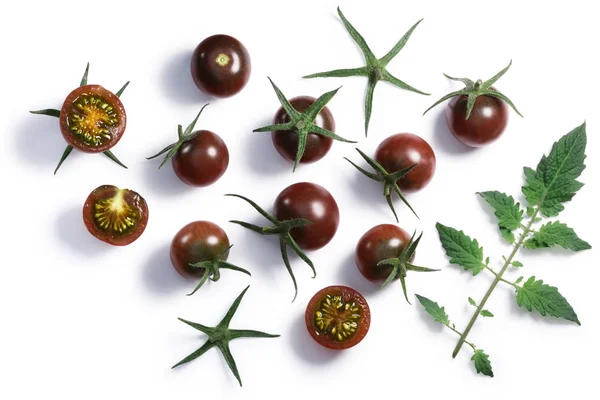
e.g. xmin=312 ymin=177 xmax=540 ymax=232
xmin=146 ymin=103 xmax=210 ymax=167
xmin=423 ymin=60 xmax=523 ymax=119
xmin=172 ymin=286 xmax=279 ymax=387
xmin=225 ymin=194 xmax=315 ymax=302
xmin=303 ymin=7 xmax=429 ymax=136
xmin=186 ymin=244 xmax=251 ymax=296
xmin=345 ymin=148 xmax=418 ymax=221
xmin=254 ymin=78 xmax=355 ymax=172
xmin=378 ymin=232 xmax=439 ymax=304
xmin=30 ymin=63 xmax=129 ymax=174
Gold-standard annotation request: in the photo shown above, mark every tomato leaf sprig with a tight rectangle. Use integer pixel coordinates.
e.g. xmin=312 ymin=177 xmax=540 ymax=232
xmin=172 ymin=286 xmax=279 ymax=387
xmin=30 ymin=63 xmax=129 ymax=174
xmin=225 ymin=194 xmax=315 ymax=302
xmin=417 ymin=122 xmax=590 ymax=377
xmin=304 ymin=7 xmax=429 ymax=136
xmin=254 ymin=78 xmax=355 ymax=171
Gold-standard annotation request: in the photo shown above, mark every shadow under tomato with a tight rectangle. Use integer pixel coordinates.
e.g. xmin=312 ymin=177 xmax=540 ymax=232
xmin=55 ymin=205 xmax=110 ymax=256
xmin=141 ymin=160 xmax=194 ymax=197
xmin=244 ymin=117 xmax=291 ymax=175
xmin=431 ymin=110 xmax=474 ymax=155
xmin=288 ymin=312 xmax=344 ymax=365
xmin=336 ymin=253 xmax=381 ymax=297
xmin=161 ymin=51 xmax=213 ymax=105
xmin=141 ymin=243 xmax=189 ymax=296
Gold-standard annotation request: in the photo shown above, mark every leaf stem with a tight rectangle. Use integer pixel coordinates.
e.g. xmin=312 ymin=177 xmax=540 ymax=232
xmin=445 ymin=323 xmax=476 ymax=351
xmin=484 ymin=265 xmax=517 ymax=288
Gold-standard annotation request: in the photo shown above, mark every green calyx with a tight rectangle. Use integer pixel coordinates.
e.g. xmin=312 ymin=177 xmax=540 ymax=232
xmin=345 ymin=148 xmax=418 ymax=221
xmin=378 ymin=231 xmax=439 ymax=304
xmin=254 ymin=78 xmax=355 ymax=172
xmin=225 ymin=194 xmax=315 ymax=302
xmin=187 ymin=244 xmax=251 ymax=296
xmin=423 ymin=60 xmax=523 ymax=119
xmin=147 ymin=103 xmax=209 ymax=168
xmin=30 ymin=63 xmax=129 ymax=174
xmin=304 ymin=7 xmax=429 ymax=136
xmin=172 ymin=286 xmax=279 ymax=387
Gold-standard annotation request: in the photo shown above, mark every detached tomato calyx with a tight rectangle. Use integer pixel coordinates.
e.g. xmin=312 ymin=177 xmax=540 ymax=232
xmin=423 ymin=59 xmax=523 ymax=120
xmin=173 ymin=286 xmax=279 ymax=387
xmin=304 ymin=7 xmax=429 ymax=136
xmin=254 ymin=78 xmax=355 ymax=172
xmin=225 ymin=193 xmax=316 ymax=302
xmin=186 ymin=244 xmax=251 ymax=296
xmin=346 ymin=147 xmax=418 ymax=221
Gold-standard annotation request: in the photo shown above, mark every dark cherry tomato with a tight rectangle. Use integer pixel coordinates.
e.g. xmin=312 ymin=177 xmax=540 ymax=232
xmin=191 ymin=34 xmax=251 ymax=98
xmin=374 ymin=133 xmax=436 ymax=193
xmin=60 ymin=85 xmax=126 ymax=153
xmin=446 ymin=91 xmax=509 ymax=147
xmin=274 ymin=182 xmax=339 ymax=251
xmin=82 ymin=185 xmax=148 ymax=246
xmin=271 ymin=96 xmax=335 ymax=163
xmin=172 ymin=130 xmax=229 ymax=187
xmin=305 ymin=285 xmax=370 ymax=350
xmin=355 ymin=224 xmax=413 ymax=282
xmin=170 ymin=221 xmax=230 ymax=278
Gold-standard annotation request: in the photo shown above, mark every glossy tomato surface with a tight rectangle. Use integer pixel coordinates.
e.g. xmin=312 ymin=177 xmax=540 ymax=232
xmin=170 ymin=221 xmax=230 ymax=278
xmin=355 ymin=224 xmax=413 ymax=282
xmin=60 ymin=85 xmax=126 ymax=153
xmin=190 ymin=34 xmax=251 ymax=98
xmin=82 ymin=185 xmax=148 ymax=246
xmin=446 ymin=92 xmax=509 ymax=147
xmin=172 ymin=130 xmax=229 ymax=187
xmin=375 ymin=133 xmax=436 ymax=193
xmin=274 ymin=182 xmax=339 ymax=251
xmin=305 ymin=285 xmax=370 ymax=350
xmin=271 ymin=96 xmax=335 ymax=163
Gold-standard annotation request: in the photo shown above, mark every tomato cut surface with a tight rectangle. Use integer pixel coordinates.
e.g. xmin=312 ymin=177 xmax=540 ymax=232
xmin=305 ymin=285 xmax=370 ymax=350
xmin=82 ymin=185 xmax=148 ymax=246
xmin=60 ymin=85 xmax=126 ymax=153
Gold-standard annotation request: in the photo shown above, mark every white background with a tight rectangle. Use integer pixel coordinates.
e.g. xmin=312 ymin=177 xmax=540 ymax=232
xmin=1 ymin=0 xmax=598 ymax=398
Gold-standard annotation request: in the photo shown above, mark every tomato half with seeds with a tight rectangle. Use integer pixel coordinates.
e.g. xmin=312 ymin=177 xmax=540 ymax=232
xmin=172 ymin=130 xmax=229 ymax=187
xmin=274 ymin=182 xmax=339 ymax=251
xmin=60 ymin=85 xmax=126 ymax=153
xmin=82 ymin=185 xmax=148 ymax=246
xmin=170 ymin=221 xmax=230 ymax=278
xmin=305 ymin=285 xmax=370 ymax=350
xmin=191 ymin=34 xmax=251 ymax=98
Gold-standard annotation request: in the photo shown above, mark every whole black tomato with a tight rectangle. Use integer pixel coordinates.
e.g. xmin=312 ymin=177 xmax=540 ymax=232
xmin=191 ymin=34 xmax=251 ymax=98
xmin=274 ymin=182 xmax=339 ymax=251
xmin=172 ymin=130 xmax=229 ymax=187
xmin=375 ymin=133 xmax=436 ymax=193
xmin=272 ymin=96 xmax=335 ymax=163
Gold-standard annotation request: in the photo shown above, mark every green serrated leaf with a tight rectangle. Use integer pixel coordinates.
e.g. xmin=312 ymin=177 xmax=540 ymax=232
xmin=436 ymin=223 xmax=485 ymax=275
xmin=499 ymin=227 xmax=515 ymax=244
xmin=478 ymin=191 xmax=523 ymax=230
xmin=481 ymin=310 xmax=494 ymax=317
xmin=522 ymin=122 xmax=587 ymax=217
xmin=525 ymin=221 xmax=591 ymax=251
xmin=468 ymin=297 xmax=477 ymax=306
xmin=511 ymin=261 xmax=523 ymax=268
xmin=516 ymin=276 xmax=580 ymax=324
xmin=526 ymin=206 xmax=535 ymax=217
xmin=415 ymin=294 xmax=450 ymax=325
xmin=515 ymin=276 xmax=524 ymax=285
xmin=472 ymin=350 xmax=494 ymax=377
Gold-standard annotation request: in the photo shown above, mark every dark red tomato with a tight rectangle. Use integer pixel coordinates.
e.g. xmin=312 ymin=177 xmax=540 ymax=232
xmin=274 ymin=182 xmax=339 ymax=251
xmin=191 ymin=34 xmax=251 ymax=98
xmin=271 ymin=96 xmax=335 ymax=163
xmin=60 ymin=85 xmax=126 ymax=153
xmin=374 ymin=133 xmax=436 ymax=193
xmin=446 ymin=91 xmax=509 ymax=147
xmin=305 ymin=285 xmax=370 ymax=350
xmin=82 ymin=185 xmax=148 ymax=246
xmin=170 ymin=221 xmax=230 ymax=278
xmin=172 ymin=130 xmax=229 ymax=187
xmin=355 ymin=224 xmax=413 ymax=282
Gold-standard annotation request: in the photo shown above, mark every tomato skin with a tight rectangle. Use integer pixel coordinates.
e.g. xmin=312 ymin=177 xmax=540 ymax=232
xmin=274 ymin=182 xmax=339 ymax=251
xmin=271 ymin=96 xmax=335 ymax=163
xmin=446 ymin=92 xmax=509 ymax=147
xmin=170 ymin=221 xmax=230 ymax=278
xmin=82 ymin=185 xmax=148 ymax=246
xmin=60 ymin=85 xmax=126 ymax=153
xmin=190 ymin=34 xmax=251 ymax=98
xmin=172 ymin=130 xmax=229 ymax=187
xmin=305 ymin=285 xmax=371 ymax=350
xmin=355 ymin=224 xmax=413 ymax=282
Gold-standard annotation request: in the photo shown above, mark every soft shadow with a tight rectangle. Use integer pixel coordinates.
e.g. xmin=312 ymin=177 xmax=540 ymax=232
xmin=336 ymin=254 xmax=380 ymax=296
xmin=161 ymin=51 xmax=213 ymax=105
xmin=16 ymin=113 xmax=73 ymax=167
xmin=288 ymin=313 xmax=342 ymax=365
xmin=142 ymin=243 xmax=188 ymax=295
xmin=244 ymin=119 xmax=290 ymax=175
xmin=431 ymin=110 xmax=474 ymax=155
xmin=142 ymin=160 xmax=193 ymax=197
xmin=346 ymin=167 xmax=399 ymax=221
xmin=56 ymin=205 xmax=110 ymax=256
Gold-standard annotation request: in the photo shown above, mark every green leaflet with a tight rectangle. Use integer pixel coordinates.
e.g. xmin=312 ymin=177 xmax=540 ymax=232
xmin=472 ymin=350 xmax=493 ymax=377
xmin=480 ymin=310 xmax=494 ymax=318
xmin=511 ymin=261 xmax=523 ymax=268
xmin=524 ymin=221 xmax=591 ymax=251
xmin=478 ymin=191 xmax=523 ymax=230
xmin=522 ymin=122 xmax=587 ymax=217
xmin=436 ymin=223 xmax=485 ymax=275
xmin=499 ymin=227 xmax=515 ymax=244
xmin=515 ymin=276 xmax=580 ymax=325
xmin=416 ymin=294 xmax=450 ymax=325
